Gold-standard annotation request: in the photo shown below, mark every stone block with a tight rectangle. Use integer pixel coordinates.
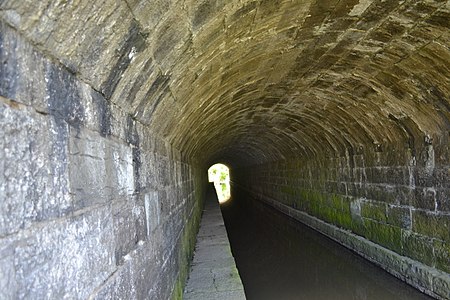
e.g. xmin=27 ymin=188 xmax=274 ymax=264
xmin=386 ymin=167 xmax=408 ymax=185
xmin=69 ymin=129 xmax=109 ymax=209
xmin=90 ymin=260 xmax=136 ymax=300
xmin=131 ymin=241 xmax=163 ymax=299
xmin=0 ymin=99 xmax=72 ymax=236
xmin=413 ymin=187 xmax=437 ymax=210
xmin=436 ymin=188 xmax=450 ymax=212
xmin=13 ymin=206 xmax=115 ymax=299
xmin=106 ymin=140 xmax=135 ymax=198
xmin=144 ymin=192 xmax=161 ymax=235
xmin=387 ymin=205 xmax=411 ymax=229
xmin=401 ymin=230 xmax=434 ymax=267
xmin=78 ymin=85 xmax=113 ymax=137
xmin=45 ymin=62 xmax=85 ymax=129
xmin=434 ymin=167 xmax=450 ymax=189
xmin=361 ymin=201 xmax=387 ymax=222
xmin=0 ymin=100 xmax=34 ymax=236
xmin=350 ymin=197 xmax=362 ymax=222
xmin=0 ymin=21 xmax=48 ymax=111
xmin=108 ymin=103 xmax=130 ymax=143
xmin=0 ymin=237 xmax=17 ymax=299
xmin=112 ymin=201 xmax=139 ymax=265
xmin=413 ymin=210 xmax=450 ymax=242
xmin=433 ymin=272 xmax=450 ymax=300
xmin=433 ymin=240 xmax=450 ymax=274
xmin=402 ymin=259 xmax=434 ymax=294
xmin=362 ymin=219 xmax=403 ymax=253
xmin=365 ymin=184 xmax=397 ymax=203
xmin=415 ymin=167 xmax=436 ymax=188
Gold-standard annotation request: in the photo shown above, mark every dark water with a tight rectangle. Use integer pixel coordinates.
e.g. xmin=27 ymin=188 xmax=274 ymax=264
xmin=220 ymin=190 xmax=432 ymax=300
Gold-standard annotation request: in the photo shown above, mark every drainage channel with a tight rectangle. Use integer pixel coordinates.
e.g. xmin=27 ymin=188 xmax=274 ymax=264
xmin=220 ymin=190 xmax=432 ymax=300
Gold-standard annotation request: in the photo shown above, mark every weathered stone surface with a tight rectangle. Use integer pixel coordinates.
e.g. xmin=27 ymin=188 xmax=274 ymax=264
xmin=434 ymin=273 xmax=450 ymax=300
xmin=0 ymin=15 xmax=206 ymax=299
xmin=0 ymin=236 xmax=16 ymax=299
xmin=184 ymin=187 xmax=245 ymax=299
xmin=13 ymin=206 xmax=115 ymax=299
xmin=0 ymin=98 xmax=72 ymax=237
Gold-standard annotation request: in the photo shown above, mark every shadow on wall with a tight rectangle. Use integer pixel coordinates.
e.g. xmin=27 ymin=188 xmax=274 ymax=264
xmin=208 ymin=164 xmax=231 ymax=203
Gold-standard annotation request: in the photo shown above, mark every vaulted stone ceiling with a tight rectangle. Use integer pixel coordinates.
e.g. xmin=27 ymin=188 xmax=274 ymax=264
xmin=2 ymin=0 xmax=449 ymax=167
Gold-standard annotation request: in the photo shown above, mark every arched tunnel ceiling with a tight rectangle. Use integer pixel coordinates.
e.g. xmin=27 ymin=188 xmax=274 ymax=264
xmin=2 ymin=0 xmax=449 ymax=167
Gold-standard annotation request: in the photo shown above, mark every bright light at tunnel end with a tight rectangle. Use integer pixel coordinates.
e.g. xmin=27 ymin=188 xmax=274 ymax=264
xmin=208 ymin=163 xmax=231 ymax=204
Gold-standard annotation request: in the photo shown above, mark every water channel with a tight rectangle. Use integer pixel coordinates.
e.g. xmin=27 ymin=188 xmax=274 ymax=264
xmin=219 ymin=189 xmax=432 ymax=300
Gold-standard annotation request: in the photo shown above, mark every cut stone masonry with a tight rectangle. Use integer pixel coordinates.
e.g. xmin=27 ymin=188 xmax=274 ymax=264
xmin=0 ymin=0 xmax=449 ymax=299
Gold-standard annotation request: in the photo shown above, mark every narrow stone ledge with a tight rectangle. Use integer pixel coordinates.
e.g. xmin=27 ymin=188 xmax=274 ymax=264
xmin=238 ymin=185 xmax=450 ymax=300
xmin=183 ymin=186 xmax=246 ymax=300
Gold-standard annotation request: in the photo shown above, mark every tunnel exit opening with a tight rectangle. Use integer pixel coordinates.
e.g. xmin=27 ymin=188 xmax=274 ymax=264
xmin=208 ymin=164 xmax=231 ymax=204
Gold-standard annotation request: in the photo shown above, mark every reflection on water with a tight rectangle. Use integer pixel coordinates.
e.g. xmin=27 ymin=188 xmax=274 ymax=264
xmin=220 ymin=189 xmax=432 ymax=300
xmin=214 ymin=182 xmax=231 ymax=203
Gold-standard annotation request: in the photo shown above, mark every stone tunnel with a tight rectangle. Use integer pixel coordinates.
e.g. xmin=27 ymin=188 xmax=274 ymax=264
xmin=0 ymin=0 xmax=449 ymax=299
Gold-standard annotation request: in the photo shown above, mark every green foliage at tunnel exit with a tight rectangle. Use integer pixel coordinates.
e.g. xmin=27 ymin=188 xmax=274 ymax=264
xmin=208 ymin=164 xmax=231 ymax=203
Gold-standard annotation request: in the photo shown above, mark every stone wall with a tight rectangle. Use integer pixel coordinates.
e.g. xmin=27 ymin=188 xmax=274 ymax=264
xmin=0 ymin=21 xmax=204 ymax=299
xmin=234 ymin=138 xmax=450 ymax=299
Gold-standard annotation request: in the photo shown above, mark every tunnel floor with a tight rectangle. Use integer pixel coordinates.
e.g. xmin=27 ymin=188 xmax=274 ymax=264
xmin=219 ymin=188 xmax=433 ymax=300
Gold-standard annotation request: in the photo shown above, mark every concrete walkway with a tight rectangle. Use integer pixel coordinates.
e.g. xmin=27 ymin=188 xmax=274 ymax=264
xmin=183 ymin=186 xmax=246 ymax=300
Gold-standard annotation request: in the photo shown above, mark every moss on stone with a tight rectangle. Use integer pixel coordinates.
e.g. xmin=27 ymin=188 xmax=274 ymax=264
xmin=336 ymin=212 xmax=354 ymax=230
xmin=361 ymin=201 xmax=387 ymax=222
xmin=433 ymin=240 xmax=450 ymax=274
xmin=401 ymin=230 xmax=435 ymax=267
xmin=324 ymin=193 xmax=343 ymax=211
xmin=413 ymin=211 xmax=450 ymax=242
xmin=364 ymin=220 xmax=402 ymax=253
xmin=171 ymin=278 xmax=183 ymax=300
xmin=170 ymin=188 xmax=204 ymax=300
